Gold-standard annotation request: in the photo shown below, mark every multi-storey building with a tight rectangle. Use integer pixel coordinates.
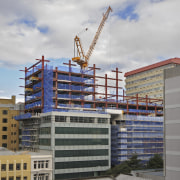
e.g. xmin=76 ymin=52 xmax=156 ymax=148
xmin=16 ymin=56 xmax=163 ymax=179
xmin=30 ymin=151 xmax=52 ymax=180
xmin=125 ymin=58 xmax=180 ymax=99
xmin=0 ymin=147 xmax=52 ymax=180
xmin=0 ymin=96 xmax=19 ymax=151
xmin=0 ymin=147 xmax=31 ymax=180
xmin=164 ymin=66 xmax=180 ymax=180
xmin=21 ymin=111 xmax=111 ymax=180
xmin=111 ymin=113 xmax=163 ymax=165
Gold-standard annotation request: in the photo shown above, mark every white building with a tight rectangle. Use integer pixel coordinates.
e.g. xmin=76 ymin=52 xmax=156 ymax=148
xmin=30 ymin=151 xmax=53 ymax=180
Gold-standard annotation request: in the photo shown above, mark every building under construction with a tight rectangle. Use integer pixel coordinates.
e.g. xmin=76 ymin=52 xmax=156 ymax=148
xmin=15 ymin=55 xmax=163 ymax=180
xmin=14 ymin=5 xmax=163 ymax=179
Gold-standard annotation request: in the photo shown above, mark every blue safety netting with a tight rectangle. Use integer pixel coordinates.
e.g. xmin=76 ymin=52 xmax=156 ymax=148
xmin=111 ymin=115 xmax=163 ymax=166
xmin=43 ymin=65 xmax=53 ymax=113
xmin=14 ymin=113 xmax=32 ymax=120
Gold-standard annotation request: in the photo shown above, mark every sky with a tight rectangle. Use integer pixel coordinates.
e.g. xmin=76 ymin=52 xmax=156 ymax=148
xmin=0 ymin=0 xmax=180 ymax=103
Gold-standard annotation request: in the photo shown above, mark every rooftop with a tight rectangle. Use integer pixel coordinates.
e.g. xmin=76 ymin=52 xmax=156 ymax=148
xmin=0 ymin=148 xmax=52 ymax=156
xmin=124 ymin=57 xmax=180 ymax=77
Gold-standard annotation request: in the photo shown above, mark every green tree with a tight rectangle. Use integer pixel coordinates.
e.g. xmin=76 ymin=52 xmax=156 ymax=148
xmin=126 ymin=154 xmax=143 ymax=170
xmin=147 ymin=154 xmax=163 ymax=169
xmin=104 ymin=161 xmax=131 ymax=176
xmin=103 ymin=154 xmax=143 ymax=177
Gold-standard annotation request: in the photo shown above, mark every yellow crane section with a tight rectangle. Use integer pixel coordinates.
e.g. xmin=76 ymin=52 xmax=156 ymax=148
xmin=72 ymin=6 xmax=112 ymax=69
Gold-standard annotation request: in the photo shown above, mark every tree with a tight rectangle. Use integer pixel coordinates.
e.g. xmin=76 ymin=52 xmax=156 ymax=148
xmin=104 ymin=161 xmax=131 ymax=176
xmin=147 ymin=154 xmax=163 ymax=169
xmin=103 ymin=154 xmax=143 ymax=177
xmin=126 ymin=154 xmax=143 ymax=170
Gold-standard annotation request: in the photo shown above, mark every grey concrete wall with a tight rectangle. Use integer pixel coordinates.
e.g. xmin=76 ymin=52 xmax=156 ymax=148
xmin=164 ymin=66 xmax=180 ymax=180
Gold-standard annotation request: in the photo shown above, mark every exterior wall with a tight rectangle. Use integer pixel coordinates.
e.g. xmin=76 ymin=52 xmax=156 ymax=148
xmin=111 ymin=114 xmax=163 ymax=166
xmin=0 ymin=154 xmax=31 ymax=180
xmin=39 ymin=111 xmax=111 ymax=180
xmin=0 ymin=96 xmax=19 ymax=151
xmin=31 ymin=155 xmax=52 ymax=180
xmin=164 ymin=66 xmax=180 ymax=180
xmin=125 ymin=64 xmax=176 ymax=99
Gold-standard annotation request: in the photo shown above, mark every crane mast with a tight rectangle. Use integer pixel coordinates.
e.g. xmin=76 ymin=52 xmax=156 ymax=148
xmin=72 ymin=6 xmax=112 ymax=69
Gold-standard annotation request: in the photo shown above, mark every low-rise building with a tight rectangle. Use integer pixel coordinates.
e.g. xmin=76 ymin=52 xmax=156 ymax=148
xmin=0 ymin=148 xmax=52 ymax=180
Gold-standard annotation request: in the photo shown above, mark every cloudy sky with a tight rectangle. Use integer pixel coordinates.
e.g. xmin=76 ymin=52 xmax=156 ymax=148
xmin=0 ymin=0 xmax=180 ymax=102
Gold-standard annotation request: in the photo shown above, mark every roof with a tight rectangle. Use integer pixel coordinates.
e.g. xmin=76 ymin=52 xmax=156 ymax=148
xmin=0 ymin=148 xmax=52 ymax=156
xmin=124 ymin=57 xmax=180 ymax=77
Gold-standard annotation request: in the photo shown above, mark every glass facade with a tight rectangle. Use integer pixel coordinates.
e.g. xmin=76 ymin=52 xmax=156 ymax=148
xmin=55 ymin=149 xmax=108 ymax=157
xmin=55 ymin=160 xmax=108 ymax=169
xmin=55 ymin=127 xmax=108 ymax=134
xmin=55 ymin=139 xmax=108 ymax=146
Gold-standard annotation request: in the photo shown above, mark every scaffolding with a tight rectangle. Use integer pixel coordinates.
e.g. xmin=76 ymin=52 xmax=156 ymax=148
xmin=111 ymin=115 xmax=163 ymax=166
xmin=18 ymin=56 xmax=163 ymax=116
xmin=16 ymin=55 xmax=164 ymax=163
xmin=21 ymin=117 xmax=40 ymax=152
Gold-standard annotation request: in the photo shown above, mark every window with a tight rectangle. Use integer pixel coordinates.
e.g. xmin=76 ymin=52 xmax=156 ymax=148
xmin=41 ymin=161 xmax=44 ymax=168
xmin=33 ymin=175 xmax=37 ymax=180
xmin=2 ymin=143 xmax=7 ymax=148
xmin=9 ymin=177 xmax=13 ymax=180
xmin=23 ymin=163 xmax=27 ymax=170
xmin=2 ymin=118 xmax=7 ymax=123
xmin=14 ymin=132 xmax=16 ymax=135
xmin=39 ymin=139 xmax=51 ymax=146
xmin=34 ymin=161 xmax=37 ymax=169
xmin=2 ymin=127 xmax=7 ymax=131
xmin=55 ymin=116 xmax=66 ymax=122
xmin=1 ymin=164 xmax=6 ymax=171
xmin=9 ymin=164 xmax=13 ymax=171
xmin=2 ymin=110 xmax=8 ymax=115
xmin=38 ymin=161 xmax=41 ymax=168
xmin=2 ymin=135 xmax=7 ymax=139
xmin=16 ymin=177 xmax=20 ymax=180
xmin=45 ymin=161 xmax=49 ymax=168
xmin=23 ymin=177 xmax=27 ymax=180
xmin=1 ymin=178 xmax=6 ymax=180
xmin=14 ymin=140 xmax=16 ymax=144
xmin=14 ymin=124 xmax=16 ymax=127
xmin=11 ymin=132 xmax=13 ymax=135
xmin=40 ymin=127 xmax=51 ymax=135
xmin=16 ymin=163 xmax=21 ymax=170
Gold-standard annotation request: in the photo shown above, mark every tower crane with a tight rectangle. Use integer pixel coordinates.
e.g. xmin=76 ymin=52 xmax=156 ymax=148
xmin=72 ymin=6 xmax=112 ymax=69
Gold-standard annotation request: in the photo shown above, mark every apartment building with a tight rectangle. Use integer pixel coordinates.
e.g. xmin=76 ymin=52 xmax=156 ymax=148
xmin=0 ymin=96 xmax=19 ymax=151
xmin=164 ymin=66 xmax=180 ymax=180
xmin=125 ymin=58 xmax=180 ymax=99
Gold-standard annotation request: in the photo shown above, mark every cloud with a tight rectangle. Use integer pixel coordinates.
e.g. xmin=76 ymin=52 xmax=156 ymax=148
xmin=0 ymin=0 xmax=180 ymax=100
xmin=0 ymin=90 xmax=4 ymax=94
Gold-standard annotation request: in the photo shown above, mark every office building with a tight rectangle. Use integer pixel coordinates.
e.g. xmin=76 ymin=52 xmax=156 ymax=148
xmin=164 ymin=66 xmax=180 ymax=180
xmin=0 ymin=96 xmax=19 ymax=151
xmin=125 ymin=58 xmax=180 ymax=99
